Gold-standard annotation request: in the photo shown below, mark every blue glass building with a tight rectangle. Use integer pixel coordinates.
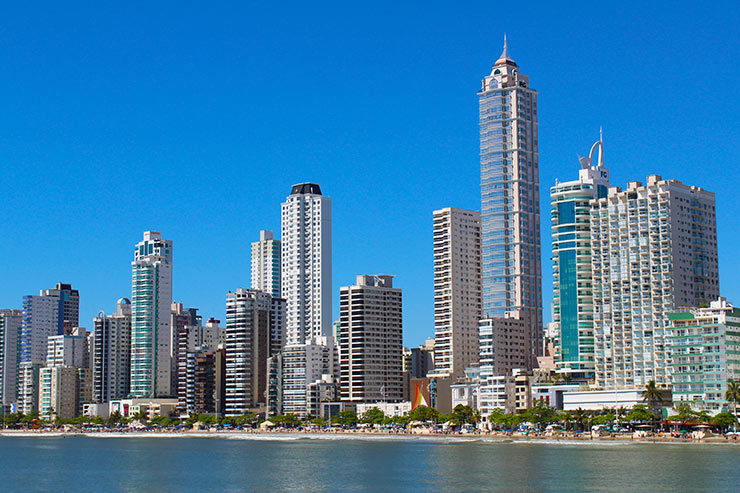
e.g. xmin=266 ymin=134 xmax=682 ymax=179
xmin=478 ymin=38 xmax=542 ymax=368
xmin=550 ymin=137 xmax=609 ymax=382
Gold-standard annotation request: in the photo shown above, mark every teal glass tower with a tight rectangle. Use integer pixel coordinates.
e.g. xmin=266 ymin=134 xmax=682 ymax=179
xmin=130 ymin=231 xmax=173 ymax=398
xmin=550 ymin=135 xmax=608 ymax=382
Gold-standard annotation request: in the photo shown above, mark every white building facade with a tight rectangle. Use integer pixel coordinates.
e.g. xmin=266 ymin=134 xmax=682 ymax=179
xmin=668 ymin=298 xmax=740 ymax=414
xmin=281 ymin=183 xmax=332 ymax=345
xmin=591 ymin=176 xmax=719 ymax=389
xmin=339 ymin=275 xmax=403 ymax=403
xmin=252 ymin=230 xmax=282 ymax=298
xmin=93 ymin=299 xmax=132 ymax=403
xmin=431 ymin=208 xmax=481 ymax=379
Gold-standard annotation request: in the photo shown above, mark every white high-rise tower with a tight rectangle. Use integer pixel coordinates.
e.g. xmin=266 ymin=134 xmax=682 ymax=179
xmin=251 ymin=230 xmax=281 ymax=298
xmin=279 ymin=183 xmax=333 ymax=417
xmin=280 ymin=183 xmax=332 ymax=345
xmin=430 ymin=208 xmax=481 ymax=379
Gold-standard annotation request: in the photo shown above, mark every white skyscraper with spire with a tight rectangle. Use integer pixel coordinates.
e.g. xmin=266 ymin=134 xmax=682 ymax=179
xmin=478 ymin=36 xmax=542 ymax=370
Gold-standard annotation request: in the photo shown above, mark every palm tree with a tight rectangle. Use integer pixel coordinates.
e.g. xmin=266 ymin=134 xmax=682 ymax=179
xmin=725 ymin=380 xmax=740 ymax=416
xmin=725 ymin=379 xmax=740 ymax=431
xmin=572 ymin=408 xmax=589 ymax=432
xmin=642 ymin=380 xmax=664 ymax=428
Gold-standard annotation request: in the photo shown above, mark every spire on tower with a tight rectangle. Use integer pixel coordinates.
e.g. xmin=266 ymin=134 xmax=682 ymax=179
xmin=494 ymin=34 xmax=517 ymax=67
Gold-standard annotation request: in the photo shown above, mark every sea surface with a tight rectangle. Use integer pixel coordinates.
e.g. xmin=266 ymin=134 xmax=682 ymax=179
xmin=1 ymin=433 xmax=739 ymax=492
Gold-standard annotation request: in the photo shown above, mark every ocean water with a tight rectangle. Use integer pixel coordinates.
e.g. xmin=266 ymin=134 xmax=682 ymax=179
xmin=1 ymin=434 xmax=739 ymax=492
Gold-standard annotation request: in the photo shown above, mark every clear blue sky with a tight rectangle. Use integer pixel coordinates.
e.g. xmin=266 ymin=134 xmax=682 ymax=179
xmin=1 ymin=2 xmax=739 ymax=347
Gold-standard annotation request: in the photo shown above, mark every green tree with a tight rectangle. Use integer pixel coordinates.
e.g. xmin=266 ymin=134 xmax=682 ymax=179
xmin=570 ymin=408 xmax=590 ymax=431
xmin=591 ymin=413 xmax=616 ymax=426
xmin=332 ymin=410 xmax=358 ymax=427
xmin=131 ymin=409 xmax=148 ymax=424
xmin=448 ymin=405 xmax=480 ymax=426
xmin=668 ymin=404 xmax=698 ymax=425
xmin=107 ymin=410 xmax=125 ymax=427
xmin=711 ymin=412 xmax=738 ymax=431
xmin=523 ymin=402 xmax=557 ymax=428
xmin=626 ymin=404 xmax=657 ymax=424
xmin=273 ymin=414 xmax=302 ymax=428
xmin=360 ymin=407 xmax=386 ymax=425
xmin=407 ymin=406 xmax=440 ymax=423
xmin=235 ymin=413 xmax=257 ymax=427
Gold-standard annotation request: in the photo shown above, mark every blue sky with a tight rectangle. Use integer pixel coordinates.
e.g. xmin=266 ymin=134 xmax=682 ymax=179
xmin=1 ymin=2 xmax=739 ymax=346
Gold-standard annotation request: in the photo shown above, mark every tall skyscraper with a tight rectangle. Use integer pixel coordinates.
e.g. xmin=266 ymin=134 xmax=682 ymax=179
xmin=41 ymin=283 xmax=80 ymax=335
xmin=591 ymin=175 xmax=719 ymax=389
xmin=550 ymin=135 xmax=609 ymax=382
xmin=0 ymin=309 xmax=22 ymax=406
xmin=278 ymin=183 xmax=333 ymax=416
xmin=92 ymin=298 xmax=132 ymax=403
xmin=251 ymin=230 xmax=282 ymax=298
xmin=21 ymin=283 xmax=79 ymax=366
xmin=479 ymin=37 xmax=542 ymax=369
xmin=130 ymin=231 xmax=173 ymax=398
xmin=339 ymin=275 xmax=403 ymax=403
xmin=430 ymin=207 xmax=482 ymax=379
xmin=281 ymin=183 xmax=332 ymax=346
xmin=19 ymin=282 xmax=79 ymax=412
xmin=224 ymin=289 xmax=271 ymax=415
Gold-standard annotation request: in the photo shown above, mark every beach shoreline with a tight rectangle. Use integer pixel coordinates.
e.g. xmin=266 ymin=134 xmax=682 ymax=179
xmin=1 ymin=428 xmax=738 ymax=445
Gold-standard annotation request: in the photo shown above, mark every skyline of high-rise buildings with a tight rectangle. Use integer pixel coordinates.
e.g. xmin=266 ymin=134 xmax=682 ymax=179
xmin=0 ymin=39 xmax=732 ymax=423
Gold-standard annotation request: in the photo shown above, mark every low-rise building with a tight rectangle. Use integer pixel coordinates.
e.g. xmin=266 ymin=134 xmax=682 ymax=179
xmin=108 ymin=398 xmax=179 ymax=419
xmin=531 ymin=383 xmax=582 ymax=410
xmin=668 ymin=298 xmax=740 ymax=414
xmin=307 ymin=374 xmax=338 ymax=418
xmin=450 ymin=367 xmax=481 ymax=410
xmin=356 ymin=401 xmax=412 ymax=418
xmin=562 ymin=388 xmax=670 ymax=411
xmin=39 ymin=366 xmax=80 ymax=420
